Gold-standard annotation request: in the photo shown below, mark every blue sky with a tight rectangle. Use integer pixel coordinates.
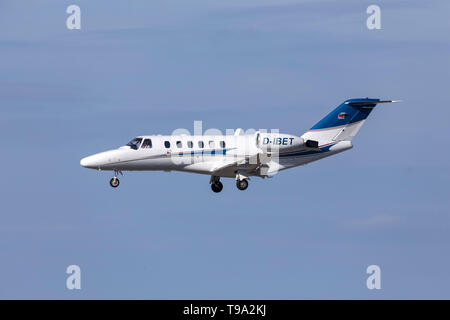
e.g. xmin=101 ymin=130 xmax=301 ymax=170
xmin=0 ymin=0 xmax=449 ymax=299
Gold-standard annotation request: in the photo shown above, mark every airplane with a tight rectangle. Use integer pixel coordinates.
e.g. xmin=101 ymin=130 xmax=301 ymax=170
xmin=80 ymin=98 xmax=398 ymax=192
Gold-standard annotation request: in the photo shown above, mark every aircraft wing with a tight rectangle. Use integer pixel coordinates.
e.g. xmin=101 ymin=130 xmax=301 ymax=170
xmin=210 ymin=157 xmax=247 ymax=175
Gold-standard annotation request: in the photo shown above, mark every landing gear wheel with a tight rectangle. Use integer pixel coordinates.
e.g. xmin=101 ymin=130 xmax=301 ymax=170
xmin=236 ymin=179 xmax=248 ymax=191
xmin=110 ymin=177 xmax=120 ymax=188
xmin=211 ymin=181 xmax=223 ymax=193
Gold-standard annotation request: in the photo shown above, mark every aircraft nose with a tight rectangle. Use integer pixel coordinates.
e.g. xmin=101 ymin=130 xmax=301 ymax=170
xmin=80 ymin=150 xmax=119 ymax=169
xmin=80 ymin=155 xmax=96 ymax=168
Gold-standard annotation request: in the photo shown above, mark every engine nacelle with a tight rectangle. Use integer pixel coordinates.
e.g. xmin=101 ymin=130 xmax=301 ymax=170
xmin=258 ymin=133 xmax=318 ymax=153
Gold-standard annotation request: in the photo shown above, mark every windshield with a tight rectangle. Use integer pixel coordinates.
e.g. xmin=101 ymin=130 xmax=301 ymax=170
xmin=126 ymin=138 xmax=142 ymax=150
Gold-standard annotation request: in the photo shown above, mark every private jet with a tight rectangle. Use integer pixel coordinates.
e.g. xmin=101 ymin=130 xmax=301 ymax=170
xmin=80 ymin=98 xmax=398 ymax=192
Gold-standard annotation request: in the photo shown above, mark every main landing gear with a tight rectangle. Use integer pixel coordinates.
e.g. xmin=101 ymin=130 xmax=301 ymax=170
xmin=210 ymin=176 xmax=223 ymax=193
xmin=236 ymin=179 xmax=248 ymax=191
xmin=209 ymin=173 xmax=250 ymax=193
xmin=109 ymin=170 xmax=122 ymax=188
xmin=211 ymin=181 xmax=223 ymax=193
xmin=235 ymin=171 xmax=249 ymax=191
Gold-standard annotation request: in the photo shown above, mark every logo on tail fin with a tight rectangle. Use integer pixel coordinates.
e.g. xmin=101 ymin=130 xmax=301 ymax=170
xmin=338 ymin=112 xmax=348 ymax=119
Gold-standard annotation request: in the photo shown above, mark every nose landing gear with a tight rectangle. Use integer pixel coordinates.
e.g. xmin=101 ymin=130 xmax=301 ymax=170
xmin=109 ymin=170 xmax=122 ymax=188
xmin=110 ymin=177 xmax=120 ymax=188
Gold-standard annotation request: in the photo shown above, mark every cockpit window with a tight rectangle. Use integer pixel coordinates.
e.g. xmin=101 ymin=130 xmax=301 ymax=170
xmin=126 ymin=138 xmax=142 ymax=150
xmin=142 ymin=139 xmax=152 ymax=149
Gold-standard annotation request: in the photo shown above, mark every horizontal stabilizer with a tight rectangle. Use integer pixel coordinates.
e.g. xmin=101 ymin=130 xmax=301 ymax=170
xmin=345 ymin=99 xmax=401 ymax=107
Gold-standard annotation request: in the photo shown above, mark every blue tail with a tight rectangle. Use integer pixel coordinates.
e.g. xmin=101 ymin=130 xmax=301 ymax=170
xmin=303 ymin=98 xmax=397 ymax=144
xmin=310 ymin=98 xmax=380 ymax=130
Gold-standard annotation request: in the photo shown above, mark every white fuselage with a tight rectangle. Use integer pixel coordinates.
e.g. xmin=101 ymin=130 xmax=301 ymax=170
xmin=80 ymin=98 xmax=394 ymax=191
xmin=80 ymin=132 xmax=352 ymax=178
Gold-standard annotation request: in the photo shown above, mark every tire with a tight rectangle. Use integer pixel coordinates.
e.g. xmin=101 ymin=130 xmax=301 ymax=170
xmin=110 ymin=177 xmax=120 ymax=188
xmin=236 ymin=179 xmax=248 ymax=191
xmin=211 ymin=181 xmax=223 ymax=193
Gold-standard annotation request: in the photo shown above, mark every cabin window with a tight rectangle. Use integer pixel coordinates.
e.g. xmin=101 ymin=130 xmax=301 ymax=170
xmin=198 ymin=141 xmax=204 ymax=148
xmin=187 ymin=141 xmax=193 ymax=148
xmin=176 ymin=141 xmax=182 ymax=148
xmin=126 ymin=138 xmax=142 ymax=150
xmin=164 ymin=141 xmax=170 ymax=148
xmin=141 ymin=139 xmax=152 ymax=149
xmin=220 ymin=141 xmax=225 ymax=148
xmin=209 ymin=141 xmax=215 ymax=148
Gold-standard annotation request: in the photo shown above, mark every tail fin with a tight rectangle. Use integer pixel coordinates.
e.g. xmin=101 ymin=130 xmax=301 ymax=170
xmin=301 ymin=98 xmax=398 ymax=145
